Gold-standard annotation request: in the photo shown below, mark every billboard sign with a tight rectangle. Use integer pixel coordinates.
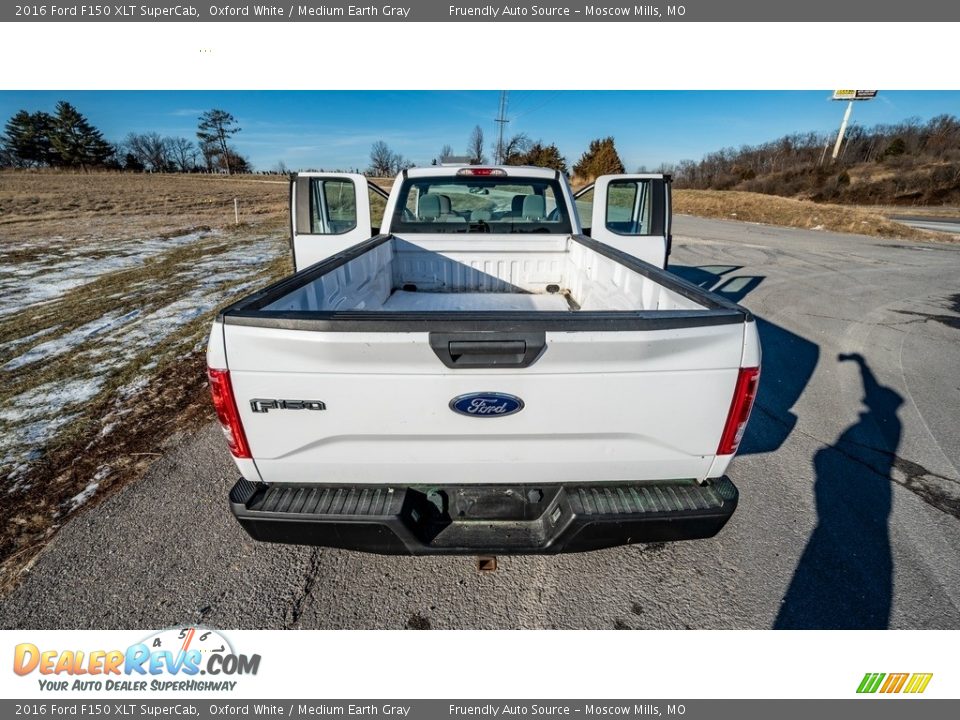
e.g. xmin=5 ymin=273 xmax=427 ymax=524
xmin=833 ymin=90 xmax=878 ymax=101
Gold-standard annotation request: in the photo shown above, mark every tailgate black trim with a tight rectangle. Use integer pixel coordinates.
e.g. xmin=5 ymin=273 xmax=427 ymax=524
xmin=218 ymin=234 xmax=751 ymax=333
xmin=229 ymin=478 xmax=738 ymax=555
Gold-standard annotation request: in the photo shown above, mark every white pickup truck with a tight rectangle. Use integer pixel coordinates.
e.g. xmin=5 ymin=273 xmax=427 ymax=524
xmin=207 ymin=166 xmax=760 ymax=554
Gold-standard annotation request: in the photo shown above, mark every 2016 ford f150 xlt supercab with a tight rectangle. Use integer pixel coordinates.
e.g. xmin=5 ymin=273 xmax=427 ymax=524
xmin=207 ymin=166 xmax=760 ymax=555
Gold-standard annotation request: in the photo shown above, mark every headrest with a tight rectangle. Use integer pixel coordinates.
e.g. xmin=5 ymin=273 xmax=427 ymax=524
xmin=522 ymin=194 xmax=546 ymax=219
xmin=418 ymin=194 xmax=441 ymax=219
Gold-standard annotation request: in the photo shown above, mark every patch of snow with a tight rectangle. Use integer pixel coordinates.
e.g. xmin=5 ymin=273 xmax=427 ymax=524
xmin=3 ymin=310 xmax=141 ymax=370
xmin=0 ymin=325 xmax=62 ymax=356
xmin=117 ymin=375 xmax=150 ymax=399
xmin=0 ymin=377 xmax=106 ymax=424
xmin=67 ymin=470 xmax=108 ymax=512
xmin=1 ymin=233 xmax=286 ymax=489
xmin=0 ymin=229 xmax=215 ymax=317
xmin=1 ymin=413 xmax=79 ymax=488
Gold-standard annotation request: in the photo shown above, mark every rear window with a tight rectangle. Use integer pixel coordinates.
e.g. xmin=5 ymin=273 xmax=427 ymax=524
xmin=390 ymin=176 xmax=572 ymax=234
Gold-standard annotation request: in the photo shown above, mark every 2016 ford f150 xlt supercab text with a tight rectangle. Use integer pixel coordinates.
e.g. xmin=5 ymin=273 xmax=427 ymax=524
xmin=207 ymin=166 xmax=761 ymax=554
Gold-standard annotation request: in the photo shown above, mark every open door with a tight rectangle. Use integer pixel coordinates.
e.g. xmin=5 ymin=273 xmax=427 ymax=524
xmin=580 ymin=174 xmax=672 ymax=269
xmin=290 ymin=173 xmax=387 ymax=270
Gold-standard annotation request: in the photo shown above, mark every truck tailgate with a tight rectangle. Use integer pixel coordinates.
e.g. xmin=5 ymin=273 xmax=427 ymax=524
xmin=220 ymin=322 xmax=747 ymax=485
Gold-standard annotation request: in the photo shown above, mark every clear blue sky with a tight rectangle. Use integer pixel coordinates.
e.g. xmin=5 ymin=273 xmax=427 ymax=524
xmin=2 ymin=90 xmax=957 ymax=171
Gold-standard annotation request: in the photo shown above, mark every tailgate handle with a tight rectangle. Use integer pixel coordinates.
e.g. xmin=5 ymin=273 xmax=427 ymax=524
xmin=429 ymin=332 xmax=547 ymax=369
xmin=449 ymin=340 xmax=526 ymax=357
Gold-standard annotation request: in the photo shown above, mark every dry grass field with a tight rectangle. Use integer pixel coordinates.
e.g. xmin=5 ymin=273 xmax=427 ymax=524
xmin=673 ymin=189 xmax=957 ymax=242
xmin=0 ymin=171 xmax=290 ymax=588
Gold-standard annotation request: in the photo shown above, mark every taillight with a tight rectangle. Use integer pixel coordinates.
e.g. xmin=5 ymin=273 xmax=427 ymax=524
xmin=717 ymin=367 xmax=760 ymax=455
xmin=207 ymin=368 xmax=251 ymax=459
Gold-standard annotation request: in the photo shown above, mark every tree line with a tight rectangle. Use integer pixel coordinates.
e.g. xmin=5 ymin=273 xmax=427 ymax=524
xmin=368 ymin=127 xmax=626 ymax=180
xmin=1 ymin=102 xmax=251 ymax=174
xmin=671 ymin=114 xmax=960 ymax=190
xmin=5 ymin=101 xmax=645 ymax=181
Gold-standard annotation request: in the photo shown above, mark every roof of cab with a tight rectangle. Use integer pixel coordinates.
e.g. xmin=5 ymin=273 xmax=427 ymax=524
xmin=404 ymin=165 xmax=558 ymax=179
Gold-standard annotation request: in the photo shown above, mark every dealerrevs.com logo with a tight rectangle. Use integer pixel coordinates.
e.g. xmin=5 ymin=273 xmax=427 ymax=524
xmin=857 ymin=673 xmax=933 ymax=694
xmin=13 ymin=627 xmax=260 ymax=692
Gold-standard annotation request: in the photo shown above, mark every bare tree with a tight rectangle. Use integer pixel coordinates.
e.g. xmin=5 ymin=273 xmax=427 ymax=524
xmin=124 ymin=132 xmax=169 ymax=172
xmin=165 ymin=136 xmax=197 ymax=172
xmin=438 ymin=144 xmax=453 ymax=163
xmin=501 ymin=133 xmax=531 ymax=164
xmin=467 ymin=125 xmax=485 ymax=164
xmin=390 ymin=152 xmax=413 ymax=174
xmin=369 ymin=140 xmax=395 ymax=176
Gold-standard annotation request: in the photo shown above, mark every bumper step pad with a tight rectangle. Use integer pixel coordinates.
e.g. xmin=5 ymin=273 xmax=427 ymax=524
xmin=229 ymin=477 xmax=738 ymax=555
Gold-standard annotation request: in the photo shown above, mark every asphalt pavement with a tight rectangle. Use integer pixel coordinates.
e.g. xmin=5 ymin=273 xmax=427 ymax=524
xmin=2 ymin=216 xmax=959 ymax=629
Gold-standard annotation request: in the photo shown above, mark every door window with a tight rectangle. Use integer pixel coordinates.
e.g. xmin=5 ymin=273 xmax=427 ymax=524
xmin=310 ymin=178 xmax=357 ymax=234
xmin=605 ymin=179 xmax=653 ymax=235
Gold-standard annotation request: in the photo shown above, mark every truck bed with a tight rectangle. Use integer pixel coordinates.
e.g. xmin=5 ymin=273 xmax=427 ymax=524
xmin=381 ymin=290 xmax=574 ymax=312
xmin=258 ymin=235 xmax=708 ymax=315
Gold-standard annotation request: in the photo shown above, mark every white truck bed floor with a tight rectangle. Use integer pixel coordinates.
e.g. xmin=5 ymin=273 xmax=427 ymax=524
xmin=381 ymin=290 xmax=572 ymax=312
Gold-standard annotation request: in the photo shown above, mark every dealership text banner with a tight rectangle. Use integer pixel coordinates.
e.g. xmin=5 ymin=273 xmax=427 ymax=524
xmin=6 ymin=1 xmax=960 ymax=22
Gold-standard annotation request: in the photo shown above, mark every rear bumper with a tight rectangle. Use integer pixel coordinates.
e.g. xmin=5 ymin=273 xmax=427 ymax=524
xmin=229 ymin=477 xmax=738 ymax=555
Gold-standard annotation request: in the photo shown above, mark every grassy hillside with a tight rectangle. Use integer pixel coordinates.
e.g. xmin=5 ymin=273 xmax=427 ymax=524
xmin=674 ymin=190 xmax=955 ymax=242
xmin=733 ymin=160 xmax=960 ymax=206
xmin=673 ymin=115 xmax=960 ymax=207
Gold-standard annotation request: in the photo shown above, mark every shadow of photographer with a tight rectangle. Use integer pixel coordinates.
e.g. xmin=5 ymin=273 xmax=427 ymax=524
xmin=774 ymin=352 xmax=902 ymax=629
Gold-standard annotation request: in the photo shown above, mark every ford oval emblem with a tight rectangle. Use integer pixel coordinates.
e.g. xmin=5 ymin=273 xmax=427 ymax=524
xmin=450 ymin=392 xmax=524 ymax=418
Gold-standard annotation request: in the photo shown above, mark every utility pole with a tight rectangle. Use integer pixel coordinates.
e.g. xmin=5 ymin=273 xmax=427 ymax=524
xmin=494 ymin=91 xmax=509 ymax=164
xmin=818 ymin=137 xmax=830 ymax=166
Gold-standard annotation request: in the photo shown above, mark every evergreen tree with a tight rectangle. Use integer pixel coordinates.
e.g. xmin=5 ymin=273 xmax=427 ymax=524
xmin=123 ymin=152 xmax=145 ymax=172
xmin=49 ymin=101 xmax=114 ymax=168
xmin=197 ymin=109 xmax=241 ymax=174
xmin=506 ymin=141 xmax=567 ymax=173
xmin=2 ymin=110 xmax=56 ymax=167
xmin=573 ymin=137 xmax=625 ymax=180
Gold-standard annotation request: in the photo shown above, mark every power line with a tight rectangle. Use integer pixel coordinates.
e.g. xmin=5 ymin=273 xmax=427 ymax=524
xmin=494 ymin=91 xmax=509 ymax=164
xmin=512 ymin=91 xmax=559 ymax=119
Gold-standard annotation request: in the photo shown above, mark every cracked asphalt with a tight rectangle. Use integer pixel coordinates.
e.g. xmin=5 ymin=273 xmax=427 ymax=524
xmin=2 ymin=216 xmax=959 ymax=629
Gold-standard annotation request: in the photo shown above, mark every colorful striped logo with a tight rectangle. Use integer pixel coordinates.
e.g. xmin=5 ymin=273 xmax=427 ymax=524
xmin=857 ymin=672 xmax=933 ymax=694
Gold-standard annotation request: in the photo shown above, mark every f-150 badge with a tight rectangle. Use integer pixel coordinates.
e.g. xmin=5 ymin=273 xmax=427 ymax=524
xmin=450 ymin=392 xmax=524 ymax=417
xmin=250 ymin=399 xmax=326 ymax=413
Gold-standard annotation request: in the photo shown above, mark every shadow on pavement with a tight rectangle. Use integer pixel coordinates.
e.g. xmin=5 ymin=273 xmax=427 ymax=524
xmin=774 ymin=353 xmax=901 ymax=629
xmin=672 ymin=265 xmax=899 ymax=628
xmin=669 ymin=264 xmax=819 ymax=456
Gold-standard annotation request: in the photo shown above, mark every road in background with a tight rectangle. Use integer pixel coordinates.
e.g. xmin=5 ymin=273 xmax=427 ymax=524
xmin=890 ymin=215 xmax=960 ymax=235
xmin=2 ymin=216 xmax=959 ymax=630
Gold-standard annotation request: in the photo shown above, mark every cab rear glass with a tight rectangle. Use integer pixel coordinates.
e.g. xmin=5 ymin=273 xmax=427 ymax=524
xmin=390 ymin=176 xmax=573 ymax=234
